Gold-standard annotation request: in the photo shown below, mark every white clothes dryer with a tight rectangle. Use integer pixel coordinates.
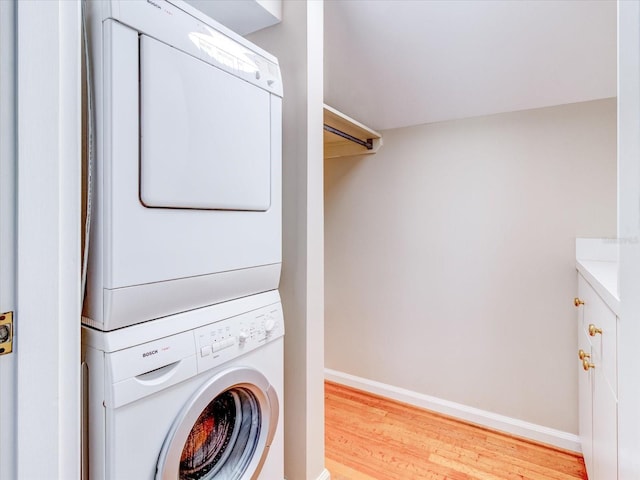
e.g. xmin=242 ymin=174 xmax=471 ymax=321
xmin=82 ymin=0 xmax=283 ymax=331
xmin=82 ymin=291 xmax=284 ymax=480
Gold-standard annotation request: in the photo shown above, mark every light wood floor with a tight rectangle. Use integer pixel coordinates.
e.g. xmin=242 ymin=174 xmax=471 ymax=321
xmin=325 ymin=381 xmax=587 ymax=480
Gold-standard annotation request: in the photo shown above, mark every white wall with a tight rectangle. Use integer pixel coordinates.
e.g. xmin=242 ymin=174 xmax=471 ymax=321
xmin=325 ymin=99 xmax=616 ymax=434
xmin=248 ymin=1 xmax=327 ymax=479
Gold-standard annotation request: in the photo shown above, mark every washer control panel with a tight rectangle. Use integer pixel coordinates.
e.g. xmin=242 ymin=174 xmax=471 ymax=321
xmin=194 ymin=302 xmax=284 ymax=373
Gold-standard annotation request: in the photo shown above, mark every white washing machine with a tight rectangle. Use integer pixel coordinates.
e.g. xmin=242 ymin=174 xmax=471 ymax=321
xmin=82 ymin=291 xmax=284 ymax=480
xmin=83 ymin=0 xmax=283 ymax=331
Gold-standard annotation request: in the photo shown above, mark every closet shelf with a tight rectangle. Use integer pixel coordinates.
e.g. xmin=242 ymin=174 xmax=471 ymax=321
xmin=323 ymin=104 xmax=382 ymax=159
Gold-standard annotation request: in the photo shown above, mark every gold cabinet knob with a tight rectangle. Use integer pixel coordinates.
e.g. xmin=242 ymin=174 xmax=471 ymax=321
xmin=574 ymin=297 xmax=585 ymax=307
xmin=583 ymin=358 xmax=595 ymax=371
xmin=578 ymin=349 xmax=590 ymax=360
xmin=588 ymin=324 xmax=603 ymax=337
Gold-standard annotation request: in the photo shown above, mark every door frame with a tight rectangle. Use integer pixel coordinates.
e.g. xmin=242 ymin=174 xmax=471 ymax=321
xmin=1 ymin=1 xmax=81 ymax=478
xmin=618 ymin=1 xmax=640 ymax=479
xmin=0 ymin=1 xmax=17 ymax=478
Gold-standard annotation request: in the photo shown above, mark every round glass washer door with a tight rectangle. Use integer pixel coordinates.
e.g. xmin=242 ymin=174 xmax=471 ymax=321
xmin=156 ymin=367 xmax=279 ymax=480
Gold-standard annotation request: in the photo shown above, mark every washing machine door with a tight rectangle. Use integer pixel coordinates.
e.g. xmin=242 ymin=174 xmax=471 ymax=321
xmin=156 ymin=367 xmax=279 ymax=480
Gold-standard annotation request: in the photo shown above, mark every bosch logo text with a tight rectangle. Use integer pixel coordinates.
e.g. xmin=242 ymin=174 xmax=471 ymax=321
xmin=142 ymin=349 xmax=158 ymax=358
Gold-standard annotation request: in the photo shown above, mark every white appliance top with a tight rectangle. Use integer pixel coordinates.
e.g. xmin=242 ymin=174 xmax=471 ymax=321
xmin=82 ymin=290 xmax=282 ymax=353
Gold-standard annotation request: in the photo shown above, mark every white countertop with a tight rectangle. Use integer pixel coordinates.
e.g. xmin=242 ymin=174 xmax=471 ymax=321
xmin=575 ymin=238 xmax=619 ymax=315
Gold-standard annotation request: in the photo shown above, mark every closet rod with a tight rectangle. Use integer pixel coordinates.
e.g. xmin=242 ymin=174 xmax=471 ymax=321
xmin=323 ymin=124 xmax=373 ymax=150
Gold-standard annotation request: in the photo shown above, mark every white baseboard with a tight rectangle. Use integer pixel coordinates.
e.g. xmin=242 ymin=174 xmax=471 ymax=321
xmin=325 ymin=368 xmax=581 ymax=453
xmin=316 ymin=468 xmax=331 ymax=480
xmin=285 ymin=467 xmax=330 ymax=480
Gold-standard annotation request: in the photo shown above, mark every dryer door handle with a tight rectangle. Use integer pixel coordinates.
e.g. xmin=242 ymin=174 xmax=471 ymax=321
xmin=109 ymin=355 xmax=198 ymax=409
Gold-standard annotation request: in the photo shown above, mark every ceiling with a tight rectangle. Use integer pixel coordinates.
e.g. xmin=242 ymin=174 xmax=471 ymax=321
xmin=324 ymin=0 xmax=616 ymax=131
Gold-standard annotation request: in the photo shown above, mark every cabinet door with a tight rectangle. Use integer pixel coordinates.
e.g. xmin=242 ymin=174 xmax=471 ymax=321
xmin=593 ymin=367 xmax=617 ymax=480
xmin=578 ymin=275 xmax=617 ymax=396
xmin=578 ymin=327 xmax=594 ymax=477
xmin=577 ymin=272 xmax=618 ymax=480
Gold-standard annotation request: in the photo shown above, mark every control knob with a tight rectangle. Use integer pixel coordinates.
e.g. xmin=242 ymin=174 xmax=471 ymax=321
xmin=265 ymin=318 xmax=276 ymax=336
xmin=238 ymin=330 xmax=249 ymax=344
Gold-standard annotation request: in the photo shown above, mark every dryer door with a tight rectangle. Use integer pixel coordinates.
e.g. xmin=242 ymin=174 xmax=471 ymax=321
xmin=156 ymin=367 xmax=278 ymax=480
xmin=139 ymin=34 xmax=272 ymax=211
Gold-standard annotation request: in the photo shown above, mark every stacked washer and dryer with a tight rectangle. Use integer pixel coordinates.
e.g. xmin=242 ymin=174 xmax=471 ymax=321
xmin=81 ymin=1 xmax=284 ymax=479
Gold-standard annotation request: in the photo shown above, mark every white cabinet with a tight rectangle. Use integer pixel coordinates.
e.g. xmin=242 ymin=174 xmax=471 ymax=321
xmin=576 ymin=273 xmax=618 ymax=480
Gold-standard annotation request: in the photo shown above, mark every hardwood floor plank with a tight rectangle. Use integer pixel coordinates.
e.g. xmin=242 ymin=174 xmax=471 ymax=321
xmin=326 ymin=458 xmax=380 ymax=480
xmin=325 ymin=381 xmax=587 ymax=480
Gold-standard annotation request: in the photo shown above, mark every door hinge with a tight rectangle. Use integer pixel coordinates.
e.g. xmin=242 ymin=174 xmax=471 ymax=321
xmin=0 ymin=311 xmax=13 ymax=355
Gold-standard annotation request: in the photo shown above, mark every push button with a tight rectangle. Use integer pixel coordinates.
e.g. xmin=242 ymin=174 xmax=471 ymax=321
xmin=212 ymin=338 xmax=236 ymax=352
